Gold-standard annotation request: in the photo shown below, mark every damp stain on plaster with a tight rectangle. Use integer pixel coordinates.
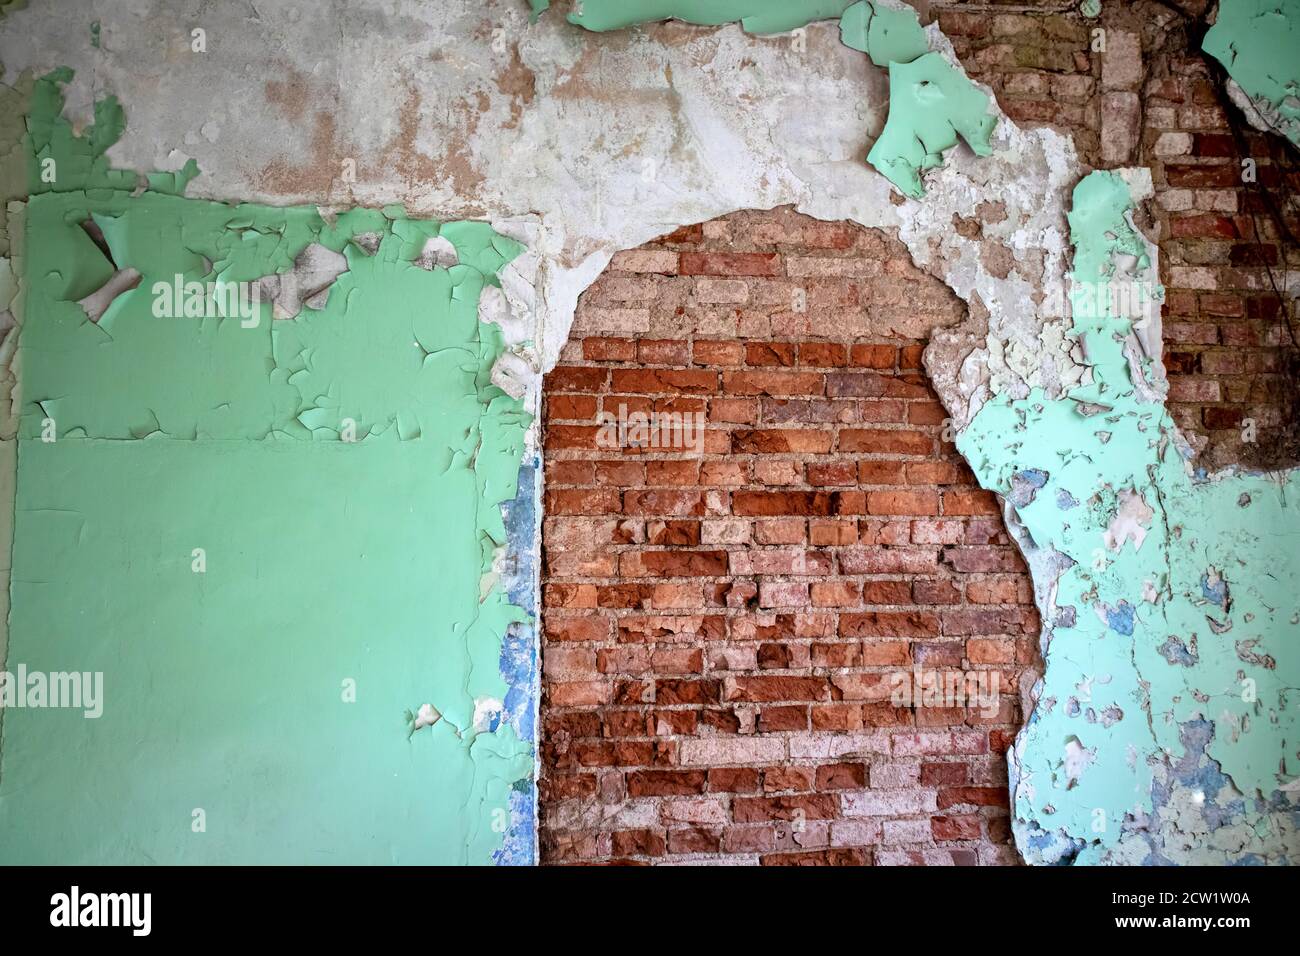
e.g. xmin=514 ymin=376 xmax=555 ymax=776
xmin=562 ymin=0 xmax=857 ymax=35
xmin=0 ymin=69 xmax=536 ymax=864
xmin=958 ymin=171 xmax=1300 ymax=864
xmin=539 ymin=0 xmax=993 ymax=199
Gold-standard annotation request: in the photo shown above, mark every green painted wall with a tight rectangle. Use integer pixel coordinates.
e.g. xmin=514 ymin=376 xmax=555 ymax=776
xmin=0 ymin=71 xmax=534 ymax=864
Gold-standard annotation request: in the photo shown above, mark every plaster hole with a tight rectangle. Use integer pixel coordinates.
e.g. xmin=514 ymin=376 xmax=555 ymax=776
xmin=257 ymin=242 xmax=349 ymax=319
xmin=77 ymin=268 xmax=143 ymax=322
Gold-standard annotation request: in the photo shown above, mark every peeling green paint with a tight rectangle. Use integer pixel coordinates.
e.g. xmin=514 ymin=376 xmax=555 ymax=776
xmin=0 ymin=72 xmax=534 ymax=863
xmin=26 ymin=68 xmax=135 ymax=194
xmin=0 ymin=71 xmax=33 ymax=254
xmin=0 ymin=71 xmax=32 ymax=789
xmin=1203 ymin=0 xmax=1300 ymax=147
xmin=866 ymin=53 xmax=996 ymax=199
xmin=838 ymin=1 xmax=927 ymax=68
xmin=959 ymin=171 xmax=1300 ymax=864
xmin=1201 ymin=0 xmax=1294 ymax=147
xmin=19 ymin=192 xmax=520 ymax=444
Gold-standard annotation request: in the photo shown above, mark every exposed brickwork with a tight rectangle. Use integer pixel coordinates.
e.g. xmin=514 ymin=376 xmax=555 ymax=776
xmin=538 ymin=2 xmax=1299 ymax=866
xmin=1140 ymin=43 xmax=1300 ymax=470
xmin=540 ymin=209 xmax=1040 ymax=865
xmin=941 ymin=0 xmax=1299 ymax=470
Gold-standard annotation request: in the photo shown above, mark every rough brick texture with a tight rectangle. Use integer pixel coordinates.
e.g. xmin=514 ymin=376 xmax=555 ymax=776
xmin=942 ymin=0 xmax=1299 ymax=470
xmin=541 ymin=209 xmax=1040 ymax=865
xmin=538 ymin=0 xmax=1299 ymax=865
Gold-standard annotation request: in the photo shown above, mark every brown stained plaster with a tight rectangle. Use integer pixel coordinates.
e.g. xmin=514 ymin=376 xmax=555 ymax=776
xmin=468 ymin=17 xmax=497 ymax=45
xmin=264 ymin=67 xmax=312 ymax=122
xmin=257 ymin=65 xmax=366 ymax=202
xmin=255 ymin=61 xmax=496 ymax=211
xmin=391 ymin=81 xmax=456 ymax=185
xmin=496 ymin=44 xmax=538 ymax=130
xmin=953 ymin=213 xmax=982 ymax=240
xmin=1018 ymin=247 xmax=1047 ymax=293
xmin=549 ymin=52 xmax=680 ymax=113
xmin=979 ymin=240 xmax=1016 ymax=281
xmin=645 ymin=20 xmax=718 ymax=51
xmin=389 ymin=82 xmax=488 ymax=215
xmin=258 ymin=110 xmax=346 ymax=199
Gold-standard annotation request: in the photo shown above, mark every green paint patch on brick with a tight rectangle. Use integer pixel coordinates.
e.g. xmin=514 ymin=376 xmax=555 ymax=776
xmin=1203 ymin=0 xmax=1300 ymax=147
xmin=838 ymin=0 xmax=927 ymax=67
xmin=866 ymin=52 xmax=996 ymax=199
xmin=958 ymin=171 xmax=1300 ymax=863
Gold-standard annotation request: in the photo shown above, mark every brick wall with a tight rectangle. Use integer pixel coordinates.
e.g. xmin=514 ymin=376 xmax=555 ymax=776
xmin=540 ymin=209 xmax=1040 ymax=865
xmin=940 ymin=0 xmax=1299 ymax=470
xmin=538 ymin=1 xmax=1298 ymax=865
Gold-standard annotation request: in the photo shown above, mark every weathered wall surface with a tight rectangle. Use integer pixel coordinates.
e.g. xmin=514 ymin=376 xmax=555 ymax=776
xmin=0 ymin=72 xmax=536 ymax=864
xmin=541 ymin=208 xmax=1039 ymax=864
xmin=931 ymin=0 xmax=1300 ymax=862
xmin=0 ymin=0 xmax=1295 ymax=864
xmin=942 ymin=0 xmax=1299 ymax=472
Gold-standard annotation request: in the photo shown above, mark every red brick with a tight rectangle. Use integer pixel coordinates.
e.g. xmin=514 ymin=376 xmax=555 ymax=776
xmin=815 ymin=762 xmax=867 ymax=789
xmin=725 ymin=676 xmax=831 ymax=703
xmin=760 ymin=849 xmax=870 ymax=866
xmin=746 ymin=342 xmax=796 ymax=366
xmin=938 ymin=788 xmax=1009 ymax=811
xmin=680 ymin=251 xmax=781 ymax=276
xmin=733 ymin=794 xmax=838 ymax=822
xmin=547 ymin=366 xmax=608 ymax=392
xmin=850 ymin=344 xmax=897 ymax=369
xmin=1164 ymin=164 xmax=1239 ymax=188
xmin=932 ymin=815 xmax=982 ymax=841
xmin=543 ymin=215 xmax=1041 ymax=864
xmin=1170 ymin=214 xmax=1238 ymax=239
xmin=868 ymin=490 xmax=940 ymax=515
xmin=694 ymin=340 xmax=744 ymax=365
xmin=840 ymin=429 xmax=933 ymax=455
xmin=733 ymin=428 xmax=833 ymax=454
xmin=723 ymin=370 xmax=825 ymax=396
xmin=627 ymin=770 xmax=707 ymax=797
xmin=583 ymin=337 xmax=636 ymax=361
xmin=610 ymin=368 xmax=718 ymax=394
xmin=800 ymin=342 xmax=848 ymax=367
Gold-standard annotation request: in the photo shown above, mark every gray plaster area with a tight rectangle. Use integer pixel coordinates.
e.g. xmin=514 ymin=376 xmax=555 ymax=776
xmin=0 ymin=0 xmax=1082 ymax=406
